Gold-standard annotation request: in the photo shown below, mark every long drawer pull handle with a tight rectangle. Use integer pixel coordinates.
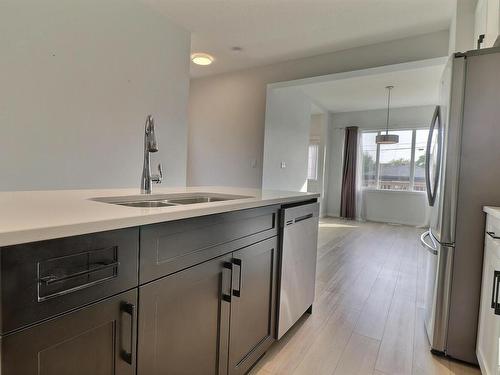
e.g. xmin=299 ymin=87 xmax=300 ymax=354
xmin=496 ymin=274 xmax=500 ymax=316
xmin=492 ymin=271 xmax=500 ymax=315
xmin=232 ymin=258 xmax=242 ymax=297
xmin=222 ymin=262 xmax=232 ymax=303
xmin=294 ymin=213 xmax=314 ymax=223
xmin=39 ymin=261 xmax=120 ymax=285
xmin=120 ymin=302 xmax=135 ymax=365
xmin=487 ymin=231 xmax=500 ymax=239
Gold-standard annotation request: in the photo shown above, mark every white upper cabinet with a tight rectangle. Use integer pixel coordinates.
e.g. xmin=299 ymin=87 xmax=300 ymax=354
xmin=477 ymin=213 xmax=500 ymax=375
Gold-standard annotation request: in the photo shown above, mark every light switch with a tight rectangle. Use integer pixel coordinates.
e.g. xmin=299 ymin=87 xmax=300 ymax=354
xmin=251 ymin=158 xmax=257 ymax=168
xmin=280 ymin=161 xmax=286 ymax=169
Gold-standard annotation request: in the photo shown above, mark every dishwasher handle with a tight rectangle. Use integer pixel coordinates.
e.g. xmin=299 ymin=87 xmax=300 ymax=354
xmin=282 ymin=202 xmax=320 ymax=227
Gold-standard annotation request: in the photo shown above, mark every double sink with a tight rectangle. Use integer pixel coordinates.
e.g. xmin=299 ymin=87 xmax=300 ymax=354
xmin=91 ymin=192 xmax=252 ymax=208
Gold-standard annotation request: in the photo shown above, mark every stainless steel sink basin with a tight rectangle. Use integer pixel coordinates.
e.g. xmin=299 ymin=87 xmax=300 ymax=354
xmin=116 ymin=201 xmax=176 ymax=208
xmin=91 ymin=193 xmax=252 ymax=208
xmin=167 ymin=196 xmax=227 ymax=205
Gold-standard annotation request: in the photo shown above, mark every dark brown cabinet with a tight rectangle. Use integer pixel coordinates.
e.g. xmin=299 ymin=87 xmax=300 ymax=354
xmin=0 ymin=203 xmax=313 ymax=374
xmin=0 ymin=227 xmax=139 ymax=334
xmin=138 ymin=254 xmax=233 ymax=375
xmin=228 ymin=237 xmax=278 ymax=375
xmin=1 ymin=289 xmax=137 ymax=375
xmin=137 ymin=236 xmax=278 ymax=375
xmin=139 ymin=205 xmax=278 ymax=284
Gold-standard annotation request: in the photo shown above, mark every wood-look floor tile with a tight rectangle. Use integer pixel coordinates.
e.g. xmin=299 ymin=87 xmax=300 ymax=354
xmin=412 ymin=308 xmax=450 ymax=375
xmin=375 ymin=296 xmax=416 ymax=375
xmin=333 ymin=332 xmax=380 ymax=375
xmin=254 ymin=219 xmax=482 ymax=375
xmin=259 ymin=291 xmax=343 ymax=374
xmin=292 ymin=307 xmax=360 ymax=375
xmin=447 ymin=361 xmax=482 ymax=375
xmin=247 ymin=365 xmax=273 ymax=375
xmin=354 ymin=275 xmax=397 ymax=340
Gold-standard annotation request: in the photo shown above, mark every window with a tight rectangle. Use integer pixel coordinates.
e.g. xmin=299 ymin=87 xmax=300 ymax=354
xmin=307 ymin=143 xmax=319 ymax=180
xmin=379 ymin=130 xmax=412 ymax=190
xmin=361 ymin=132 xmax=377 ymax=188
xmin=361 ymin=128 xmax=429 ymax=191
xmin=413 ymin=129 xmax=428 ymax=191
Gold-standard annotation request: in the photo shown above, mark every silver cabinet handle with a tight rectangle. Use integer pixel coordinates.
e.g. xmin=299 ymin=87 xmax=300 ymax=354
xmin=492 ymin=271 xmax=500 ymax=315
xmin=232 ymin=258 xmax=242 ymax=297
xmin=221 ymin=262 xmax=232 ymax=303
xmin=39 ymin=261 xmax=120 ymax=285
xmin=120 ymin=302 xmax=135 ymax=365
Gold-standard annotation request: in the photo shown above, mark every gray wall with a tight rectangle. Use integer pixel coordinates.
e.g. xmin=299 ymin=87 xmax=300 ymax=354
xmin=326 ymin=105 xmax=434 ymax=226
xmin=262 ymin=88 xmax=313 ymax=191
xmin=187 ymin=30 xmax=450 ymax=188
xmin=0 ymin=0 xmax=191 ymax=191
xmin=307 ymin=113 xmax=329 ymax=218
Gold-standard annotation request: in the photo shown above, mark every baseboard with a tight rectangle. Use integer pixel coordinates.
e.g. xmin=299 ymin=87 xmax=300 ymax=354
xmin=326 ymin=213 xmax=340 ymax=218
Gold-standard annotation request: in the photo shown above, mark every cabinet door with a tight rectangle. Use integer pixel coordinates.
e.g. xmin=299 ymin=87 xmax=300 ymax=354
xmin=477 ymin=233 xmax=500 ymax=375
xmin=228 ymin=237 xmax=278 ymax=375
xmin=138 ymin=254 xmax=232 ymax=375
xmin=1 ymin=289 xmax=137 ymax=375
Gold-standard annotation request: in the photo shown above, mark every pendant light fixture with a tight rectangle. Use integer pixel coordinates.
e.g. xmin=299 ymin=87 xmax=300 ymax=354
xmin=376 ymin=85 xmax=399 ymax=144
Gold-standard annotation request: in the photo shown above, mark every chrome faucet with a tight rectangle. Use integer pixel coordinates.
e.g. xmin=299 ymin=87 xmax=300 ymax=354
xmin=141 ymin=115 xmax=163 ymax=194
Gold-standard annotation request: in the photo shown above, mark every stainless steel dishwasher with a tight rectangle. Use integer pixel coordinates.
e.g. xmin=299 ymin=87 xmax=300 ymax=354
xmin=277 ymin=201 xmax=319 ymax=339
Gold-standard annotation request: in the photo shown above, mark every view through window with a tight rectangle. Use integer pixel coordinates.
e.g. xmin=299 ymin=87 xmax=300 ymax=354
xmin=307 ymin=143 xmax=319 ymax=180
xmin=361 ymin=129 xmax=429 ymax=191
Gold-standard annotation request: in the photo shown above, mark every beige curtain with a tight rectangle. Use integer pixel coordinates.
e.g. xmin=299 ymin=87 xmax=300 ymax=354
xmin=340 ymin=126 xmax=358 ymax=219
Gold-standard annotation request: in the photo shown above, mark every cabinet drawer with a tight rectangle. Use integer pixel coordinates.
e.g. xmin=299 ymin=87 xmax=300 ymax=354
xmin=0 ymin=227 xmax=139 ymax=334
xmin=140 ymin=205 xmax=278 ymax=283
xmin=1 ymin=289 xmax=137 ymax=375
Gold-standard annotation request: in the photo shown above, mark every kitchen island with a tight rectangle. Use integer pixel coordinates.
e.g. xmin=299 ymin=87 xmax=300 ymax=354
xmin=0 ymin=187 xmax=319 ymax=375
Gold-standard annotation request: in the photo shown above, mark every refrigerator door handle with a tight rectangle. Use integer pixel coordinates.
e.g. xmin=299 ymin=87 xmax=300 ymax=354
xmin=425 ymin=105 xmax=442 ymax=207
xmin=421 ymin=230 xmax=438 ymax=255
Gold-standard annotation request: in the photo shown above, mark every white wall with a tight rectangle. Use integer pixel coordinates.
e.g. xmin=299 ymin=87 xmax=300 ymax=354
xmin=187 ymin=31 xmax=450 ymax=188
xmin=0 ymin=0 xmax=191 ymax=191
xmin=361 ymin=190 xmax=429 ymax=227
xmin=307 ymin=113 xmax=328 ymax=217
xmin=262 ymin=88 xmax=312 ymax=191
xmin=474 ymin=0 xmax=500 ymax=47
xmin=326 ymin=105 xmax=434 ymax=226
xmin=449 ymin=0 xmax=477 ymax=53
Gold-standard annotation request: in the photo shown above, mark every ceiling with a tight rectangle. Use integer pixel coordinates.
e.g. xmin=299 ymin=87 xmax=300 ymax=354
xmin=144 ymin=0 xmax=454 ymax=77
xmin=298 ymin=63 xmax=445 ymax=113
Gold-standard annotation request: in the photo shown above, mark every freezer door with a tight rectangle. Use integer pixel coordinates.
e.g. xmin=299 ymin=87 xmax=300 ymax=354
xmin=421 ymin=230 xmax=454 ymax=353
xmin=447 ymin=48 xmax=500 ymax=364
xmin=429 ymin=55 xmax=466 ymax=245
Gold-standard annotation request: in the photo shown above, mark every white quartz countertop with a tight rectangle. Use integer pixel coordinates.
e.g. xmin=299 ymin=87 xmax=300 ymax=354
xmin=484 ymin=206 xmax=500 ymax=219
xmin=0 ymin=186 xmax=319 ymax=247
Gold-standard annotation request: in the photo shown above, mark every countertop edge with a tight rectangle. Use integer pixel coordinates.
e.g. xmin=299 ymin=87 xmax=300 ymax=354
xmin=0 ymin=194 xmax=319 ymax=247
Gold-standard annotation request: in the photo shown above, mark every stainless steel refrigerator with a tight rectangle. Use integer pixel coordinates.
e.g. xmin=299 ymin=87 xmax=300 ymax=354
xmin=420 ymin=47 xmax=500 ymax=365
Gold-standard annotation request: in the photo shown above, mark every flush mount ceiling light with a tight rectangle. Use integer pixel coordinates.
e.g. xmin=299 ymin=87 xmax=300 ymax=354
xmin=191 ymin=53 xmax=214 ymax=66
xmin=376 ymin=85 xmax=399 ymax=145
